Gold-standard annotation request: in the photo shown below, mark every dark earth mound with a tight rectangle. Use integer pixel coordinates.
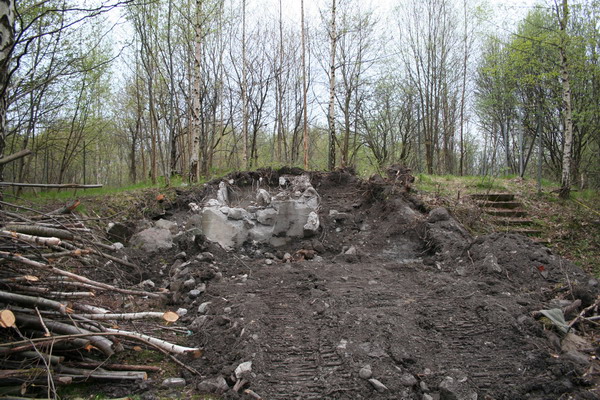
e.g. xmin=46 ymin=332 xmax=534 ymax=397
xmin=98 ymin=169 xmax=600 ymax=400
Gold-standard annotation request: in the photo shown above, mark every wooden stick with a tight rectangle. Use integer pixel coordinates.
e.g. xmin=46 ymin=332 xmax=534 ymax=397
xmin=3 ymin=225 xmax=74 ymax=240
xmin=0 ymin=230 xmax=62 ymax=247
xmin=0 ymin=290 xmax=72 ymax=314
xmin=0 ymin=309 xmax=16 ymax=328
xmin=64 ymin=361 xmax=161 ymax=372
xmin=71 ymin=311 xmax=179 ymax=322
xmin=0 ymin=182 xmax=102 ymax=189
xmin=0 ymin=251 xmax=162 ymax=298
xmin=11 ymin=285 xmax=95 ymax=298
xmin=0 ymin=149 xmax=32 ymax=165
xmin=49 ymin=200 xmax=81 ymax=215
xmin=104 ymin=328 xmax=200 ymax=355
xmin=56 ymin=365 xmax=147 ymax=381
xmin=15 ymin=314 xmax=115 ymax=356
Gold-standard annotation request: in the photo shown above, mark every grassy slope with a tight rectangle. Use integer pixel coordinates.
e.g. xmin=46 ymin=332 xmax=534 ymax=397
xmin=414 ymin=174 xmax=600 ymax=277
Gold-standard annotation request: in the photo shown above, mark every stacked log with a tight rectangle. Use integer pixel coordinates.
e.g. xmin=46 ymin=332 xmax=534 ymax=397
xmin=0 ymin=200 xmax=200 ymax=397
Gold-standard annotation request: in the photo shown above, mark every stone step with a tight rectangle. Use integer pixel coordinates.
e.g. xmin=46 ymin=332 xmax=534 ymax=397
xmin=471 ymin=193 xmax=515 ymax=202
xmin=492 ymin=218 xmax=534 ymax=226
xmin=484 ymin=209 xmax=528 ymax=218
xmin=478 ymin=201 xmax=522 ymax=210
xmin=506 ymin=228 xmax=543 ymax=237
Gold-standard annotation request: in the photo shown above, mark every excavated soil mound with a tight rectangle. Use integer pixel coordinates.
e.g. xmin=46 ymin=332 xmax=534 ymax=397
xmin=109 ymin=169 xmax=599 ymax=400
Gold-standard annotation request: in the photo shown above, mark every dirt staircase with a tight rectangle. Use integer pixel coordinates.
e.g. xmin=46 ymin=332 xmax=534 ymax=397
xmin=471 ymin=193 xmax=548 ymax=244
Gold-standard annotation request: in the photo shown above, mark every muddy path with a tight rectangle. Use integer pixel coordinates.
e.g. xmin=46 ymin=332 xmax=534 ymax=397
xmin=119 ymin=170 xmax=599 ymax=400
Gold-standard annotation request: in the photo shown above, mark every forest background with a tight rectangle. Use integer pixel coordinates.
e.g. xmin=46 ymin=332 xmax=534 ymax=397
xmin=0 ymin=0 xmax=599 ymax=196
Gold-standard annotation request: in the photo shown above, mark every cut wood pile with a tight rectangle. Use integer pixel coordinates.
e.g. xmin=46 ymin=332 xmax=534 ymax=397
xmin=0 ymin=200 xmax=199 ymax=397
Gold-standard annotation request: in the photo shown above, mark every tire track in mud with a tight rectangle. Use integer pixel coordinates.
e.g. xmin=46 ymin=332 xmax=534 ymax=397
xmin=255 ymin=282 xmax=360 ymax=399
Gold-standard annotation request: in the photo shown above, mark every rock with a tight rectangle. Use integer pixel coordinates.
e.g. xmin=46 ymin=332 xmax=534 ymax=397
xmin=256 ymin=208 xmax=278 ymax=226
xmin=428 ymin=208 xmax=451 ymax=223
xmin=217 ymin=181 xmax=229 ymax=205
xmin=175 ymin=251 xmax=187 ymax=260
xmin=345 ymin=246 xmax=357 ymax=255
xmin=162 ymin=377 xmax=186 ymax=388
xmin=198 ymin=302 xmax=211 ymax=314
xmin=438 ymin=375 xmax=477 ymax=400
xmin=201 ymin=207 xmax=248 ymax=249
xmin=400 ymin=373 xmax=418 ymax=387
xmin=257 ymin=189 xmax=271 ymax=206
xmin=235 ymin=361 xmax=252 ymax=379
xmin=368 ymin=378 xmax=388 ymax=392
xmin=155 ymin=219 xmax=178 ymax=234
xmin=107 ymin=222 xmax=134 ymax=244
xmin=337 ymin=339 xmax=348 ymax=350
xmin=249 ymin=224 xmax=273 ymax=242
xmin=188 ymin=289 xmax=202 ymax=299
xmin=283 ymin=253 xmax=292 ymax=263
xmin=482 ymin=253 xmax=502 ymax=274
xmin=197 ymin=376 xmax=229 ymax=394
xmin=271 ymin=199 xmax=314 ymax=238
xmin=329 ymin=209 xmax=352 ymax=222
xmin=139 ymin=279 xmax=155 ymax=289
xmin=423 ymin=395 xmax=435 ymax=400
xmin=112 ymin=242 xmax=125 ymax=250
xmin=188 ymin=202 xmax=202 ymax=213
xmin=196 ymin=252 xmax=215 ymax=262
xmin=303 ymin=211 xmax=320 ymax=237
xmin=312 ymin=240 xmax=326 ymax=254
xmin=265 ymin=259 xmax=274 ymax=265
xmin=224 ymin=307 xmax=232 ymax=313
xmin=130 ymin=228 xmax=173 ymax=252
xmin=183 ymin=278 xmax=196 ymax=289
xmin=359 ymin=365 xmax=372 ymax=379
xmin=176 ymin=308 xmax=188 ymax=316
xmin=227 ymin=208 xmax=248 ymax=221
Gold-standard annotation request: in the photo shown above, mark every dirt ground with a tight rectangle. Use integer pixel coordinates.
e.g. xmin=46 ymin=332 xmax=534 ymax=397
xmin=93 ymin=169 xmax=600 ymax=400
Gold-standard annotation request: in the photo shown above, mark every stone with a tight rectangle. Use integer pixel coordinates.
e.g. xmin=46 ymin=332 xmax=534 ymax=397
xmin=224 ymin=307 xmax=232 ymax=313
xmin=359 ymin=365 xmax=372 ymax=379
xmin=188 ymin=202 xmax=202 ymax=213
xmin=197 ymin=376 xmax=229 ymax=394
xmin=562 ymin=350 xmax=590 ymax=367
xmin=189 ymin=289 xmax=202 ymax=299
xmin=130 ymin=228 xmax=173 ymax=252
xmin=155 ymin=219 xmax=178 ymax=234
xmin=400 ymin=373 xmax=418 ymax=387
xmin=196 ymin=252 xmax=215 ymax=262
xmin=438 ymin=375 xmax=477 ymax=400
xmin=249 ymin=225 xmax=273 ymax=243
xmin=257 ymin=189 xmax=271 ymax=206
xmin=176 ymin=308 xmax=188 ymax=316
xmin=162 ymin=377 xmax=186 ymax=388
xmin=175 ymin=251 xmax=187 ymax=260
xmin=283 ymin=253 xmax=292 ymax=263
xmin=329 ymin=209 xmax=352 ymax=222
xmin=482 ymin=253 xmax=502 ymax=274
xmin=205 ymin=199 xmax=221 ymax=207
xmin=183 ymin=278 xmax=196 ymax=289
xmin=235 ymin=361 xmax=253 ymax=379
xmin=368 ymin=378 xmax=388 ymax=392
xmin=112 ymin=242 xmax=125 ymax=250
xmin=227 ymin=208 xmax=248 ymax=221
xmin=303 ymin=211 xmax=320 ymax=237
xmin=428 ymin=208 xmax=451 ymax=223
xmin=271 ymin=199 xmax=314 ymax=238
xmin=198 ymin=302 xmax=211 ymax=314
xmin=107 ymin=222 xmax=134 ymax=244
xmin=345 ymin=246 xmax=358 ymax=255
xmin=201 ymin=207 xmax=248 ymax=249
xmin=265 ymin=259 xmax=274 ymax=265
xmin=256 ymin=208 xmax=278 ymax=226
xmin=217 ymin=181 xmax=229 ymax=205
xmin=139 ymin=279 xmax=155 ymax=289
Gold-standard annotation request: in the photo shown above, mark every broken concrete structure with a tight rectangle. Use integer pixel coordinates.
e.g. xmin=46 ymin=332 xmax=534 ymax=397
xmin=189 ymin=174 xmax=320 ymax=249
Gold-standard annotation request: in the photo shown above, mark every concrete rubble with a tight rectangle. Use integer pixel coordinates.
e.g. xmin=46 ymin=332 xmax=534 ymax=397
xmin=189 ymin=174 xmax=321 ymax=249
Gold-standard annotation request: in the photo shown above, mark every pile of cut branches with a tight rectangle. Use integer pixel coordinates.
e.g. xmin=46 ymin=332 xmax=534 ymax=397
xmin=0 ymin=200 xmax=199 ymax=398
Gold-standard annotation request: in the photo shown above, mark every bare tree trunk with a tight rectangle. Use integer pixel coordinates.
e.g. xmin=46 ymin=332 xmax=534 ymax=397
xmin=241 ymin=0 xmax=249 ymax=169
xmin=301 ymin=0 xmax=309 ymax=170
xmin=0 ymin=0 xmax=15 ymax=203
xmin=557 ymin=0 xmax=573 ymax=199
xmin=190 ymin=0 xmax=202 ymax=182
xmin=327 ymin=0 xmax=337 ymax=171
